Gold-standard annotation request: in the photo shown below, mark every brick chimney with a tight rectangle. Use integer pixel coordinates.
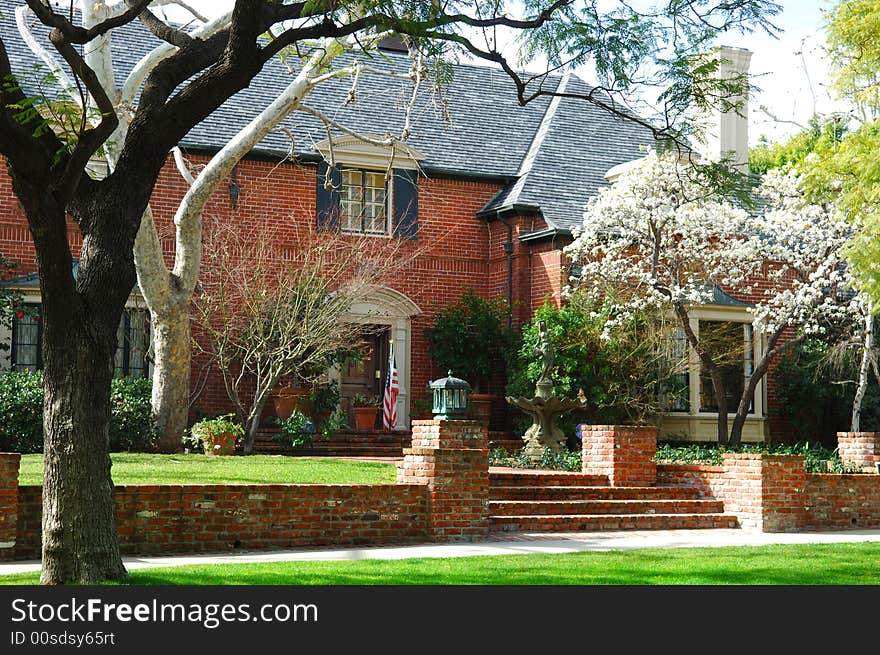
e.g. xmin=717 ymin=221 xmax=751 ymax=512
xmin=697 ymin=46 xmax=752 ymax=171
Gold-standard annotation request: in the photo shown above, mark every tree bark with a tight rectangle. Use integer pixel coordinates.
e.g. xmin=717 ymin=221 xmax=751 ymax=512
xmin=150 ymin=303 xmax=192 ymax=451
xmin=41 ymin=319 xmax=128 ymax=584
xmin=852 ymin=308 xmax=874 ymax=432
xmin=8 ymin=172 xmax=129 ymax=585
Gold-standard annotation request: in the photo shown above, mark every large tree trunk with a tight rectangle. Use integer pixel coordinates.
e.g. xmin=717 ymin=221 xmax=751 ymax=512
xmin=150 ymin=303 xmax=192 ymax=451
xmin=10 ymin=173 xmax=129 ymax=585
xmin=41 ymin=320 xmax=127 ymax=584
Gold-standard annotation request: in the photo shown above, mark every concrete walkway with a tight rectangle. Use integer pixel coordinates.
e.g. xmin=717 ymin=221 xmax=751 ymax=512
xmin=3 ymin=528 xmax=880 ymax=576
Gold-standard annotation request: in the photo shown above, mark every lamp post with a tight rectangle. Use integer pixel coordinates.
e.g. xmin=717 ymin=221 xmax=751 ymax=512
xmin=429 ymin=371 xmax=471 ymax=420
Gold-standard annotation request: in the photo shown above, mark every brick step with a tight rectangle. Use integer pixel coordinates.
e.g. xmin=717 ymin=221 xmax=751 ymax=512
xmin=489 ymin=499 xmax=725 ymax=516
xmin=490 ymin=485 xmax=701 ymax=501
xmin=489 ymin=470 xmax=609 ymax=487
xmin=490 ymin=513 xmax=739 ymax=532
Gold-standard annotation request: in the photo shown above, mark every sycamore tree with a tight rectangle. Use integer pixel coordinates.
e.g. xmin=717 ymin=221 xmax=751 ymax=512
xmin=565 ymin=153 xmax=858 ymax=445
xmin=0 ymin=0 xmax=780 ymax=584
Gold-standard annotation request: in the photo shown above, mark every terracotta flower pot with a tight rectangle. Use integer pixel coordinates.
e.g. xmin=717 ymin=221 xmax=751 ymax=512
xmin=353 ymin=406 xmax=378 ymax=431
xmin=202 ymin=431 xmax=238 ymax=456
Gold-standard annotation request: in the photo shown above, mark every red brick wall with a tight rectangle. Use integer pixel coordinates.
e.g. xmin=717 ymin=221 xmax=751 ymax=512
xmin=579 ymin=425 xmax=657 ymax=487
xmin=656 ymin=463 xmax=725 ymax=498
xmin=837 ymin=432 xmax=880 ymax=471
xmin=0 ymin=453 xmax=20 ymax=561
xmin=398 ymin=419 xmax=489 ymax=541
xmin=15 ymin=483 xmax=427 ymax=560
xmin=804 ymin=474 xmax=880 ymax=529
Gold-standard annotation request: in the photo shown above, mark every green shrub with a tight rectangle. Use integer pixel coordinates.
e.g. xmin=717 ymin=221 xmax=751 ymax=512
xmin=506 ymin=293 xmax=679 ymax=430
xmin=0 ymin=370 xmax=43 ymax=453
xmin=109 ymin=376 xmax=158 ymax=452
xmin=654 ymin=440 xmax=862 ymax=473
xmin=0 ymin=371 xmax=158 ymax=453
xmin=424 ymin=289 xmax=511 ymax=392
xmin=775 ymin=339 xmax=880 ymax=446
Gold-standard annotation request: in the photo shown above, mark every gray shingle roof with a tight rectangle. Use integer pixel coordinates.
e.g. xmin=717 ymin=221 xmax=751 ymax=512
xmin=1 ymin=11 xmax=657 ymax=230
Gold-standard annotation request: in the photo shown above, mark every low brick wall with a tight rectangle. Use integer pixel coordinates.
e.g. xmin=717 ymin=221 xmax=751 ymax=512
xmin=0 ymin=453 xmax=20 ymax=561
xmin=579 ymin=425 xmax=657 ymax=487
xmin=656 ymin=463 xmax=724 ymax=498
xmin=837 ymin=432 xmax=880 ymax=472
xmin=805 ymin=474 xmax=880 ymax=529
xmin=399 ymin=419 xmax=489 ymax=542
xmin=15 ymin=484 xmax=428 ymax=560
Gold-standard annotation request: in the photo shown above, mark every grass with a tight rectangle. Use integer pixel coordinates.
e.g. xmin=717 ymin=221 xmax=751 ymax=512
xmin=3 ymin=543 xmax=880 ymax=585
xmin=17 ymin=453 xmax=397 ymax=486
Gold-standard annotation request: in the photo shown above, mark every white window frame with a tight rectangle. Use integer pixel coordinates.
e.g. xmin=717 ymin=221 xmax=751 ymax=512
xmin=339 ymin=167 xmax=393 ymax=237
xmin=666 ymin=305 xmax=766 ymax=420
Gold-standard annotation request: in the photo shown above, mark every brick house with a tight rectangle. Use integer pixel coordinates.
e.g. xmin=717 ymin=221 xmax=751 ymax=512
xmin=0 ymin=13 xmax=775 ymax=441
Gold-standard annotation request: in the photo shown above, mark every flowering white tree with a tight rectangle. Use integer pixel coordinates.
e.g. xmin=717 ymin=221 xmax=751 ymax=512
xmin=566 ymin=153 xmax=861 ymax=445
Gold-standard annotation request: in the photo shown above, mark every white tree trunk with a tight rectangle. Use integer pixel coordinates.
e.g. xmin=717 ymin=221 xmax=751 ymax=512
xmin=149 ymin=302 xmax=192 ymax=449
xmin=852 ymin=305 xmax=874 ymax=432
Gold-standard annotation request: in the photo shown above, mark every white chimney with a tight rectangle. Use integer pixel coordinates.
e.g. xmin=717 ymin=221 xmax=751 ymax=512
xmin=697 ymin=46 xmax=752 ymax=170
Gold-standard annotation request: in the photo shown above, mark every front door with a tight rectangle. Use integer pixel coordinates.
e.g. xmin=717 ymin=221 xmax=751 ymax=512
xmin=340 ymin=327 xmax=389 ymax=429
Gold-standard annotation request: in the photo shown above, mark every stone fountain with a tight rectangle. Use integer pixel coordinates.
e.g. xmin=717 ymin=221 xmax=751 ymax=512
xmin=506 ymin=320 xmax=587 ymax=463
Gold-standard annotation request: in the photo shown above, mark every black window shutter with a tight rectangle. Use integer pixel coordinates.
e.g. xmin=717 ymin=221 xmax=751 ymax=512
xmin=392 ymin=168 xmax=419 ymax=239
xmin=316 ymin=160 xmax=341 ymax=230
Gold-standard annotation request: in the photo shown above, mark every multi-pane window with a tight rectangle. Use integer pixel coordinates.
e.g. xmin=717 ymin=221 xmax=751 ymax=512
xmin=11 ymin=310 xmax=41 ymax=372
xmin=667 ymin=327 xmax=690 ymax=412
xmin=114 ymin=310 xmax=150 ymax=378
xmin=698 ymin=320 xmax=753 ymax=414
xmin=10 ymin=305 xmax=150 ymax=378
xmin=340 ymin=169 xmax=389 ymax=235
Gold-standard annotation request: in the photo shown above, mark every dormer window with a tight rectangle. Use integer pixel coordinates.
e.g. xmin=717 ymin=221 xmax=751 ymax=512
xmin=340 ymin=168 xmax=390 ymax=236
xmin=314 ymin=136 xmax=424 ymax=240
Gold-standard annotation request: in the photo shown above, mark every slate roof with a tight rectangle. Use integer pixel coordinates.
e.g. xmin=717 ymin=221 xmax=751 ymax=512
xmin=0 ymin=11 xmax=657 ymax=231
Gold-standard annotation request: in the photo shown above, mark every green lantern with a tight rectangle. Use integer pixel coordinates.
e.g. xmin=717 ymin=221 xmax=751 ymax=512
xmin=429 ymin=371 xmax=471 ymax=420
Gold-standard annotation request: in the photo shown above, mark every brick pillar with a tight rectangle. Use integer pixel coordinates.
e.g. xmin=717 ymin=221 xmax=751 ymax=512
xmin=398 ymin=419 xmax=489 ymax=542
xmin=721 ymin=454 xmax=806 ymax=532
xmin=578 ymin=425 xmax=657 ymax=487
xmin=0 ymin=453 xmax=21 ymax=561
xmin=837 ymin=432 xmax=880 ymax=472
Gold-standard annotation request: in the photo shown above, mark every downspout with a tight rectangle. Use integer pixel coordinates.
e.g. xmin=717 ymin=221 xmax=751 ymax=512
xmin=496 ymin=211 xmax=514 ymax=330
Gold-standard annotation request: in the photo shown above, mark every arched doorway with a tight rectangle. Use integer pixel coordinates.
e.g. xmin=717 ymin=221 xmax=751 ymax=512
xmin=331 ymin=286 xmax=420 ymax=430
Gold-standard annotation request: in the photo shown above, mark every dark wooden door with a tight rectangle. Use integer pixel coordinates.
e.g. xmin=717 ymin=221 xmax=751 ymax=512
xmin=340 ymin=327 xmax=389 ymax=429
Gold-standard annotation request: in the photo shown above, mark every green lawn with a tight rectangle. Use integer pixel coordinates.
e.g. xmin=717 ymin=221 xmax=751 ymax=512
xmin=3 ymin=543 xmax=880 ymax=585
xmin=18 ymin=453 xmax=397 ymax=486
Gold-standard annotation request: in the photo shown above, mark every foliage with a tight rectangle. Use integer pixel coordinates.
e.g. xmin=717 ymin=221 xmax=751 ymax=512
xmin=17 ymin=453 xmax=397 ymax=486
xmin=187 ymin=415 xmax=244 ymax=453
xmin=425 ymin=289 xmax=511 ymax=392
xmin=0 ymin=371 xmax=157 ymax=453
xmin=489 ymin=446 xmax=582 ymax=471
xmin=774 ymin=338 xmax=880 ymax=443
xmin=273 ymin=380 xmax=349 ymax=449
xmin=654 ymin=440 xmax=864 ymax=473
xmin=507 ymin=293 xmax=680 ymax=425
xmin=0 ymin=370 xmax=43 ymax=453
xmin=108 ymin=377 xmax=158 ymax=453
xmin=351 ymin=393 xmax=380 ymax=408
xmin=749 ymin=115 xmax=848 ymax=175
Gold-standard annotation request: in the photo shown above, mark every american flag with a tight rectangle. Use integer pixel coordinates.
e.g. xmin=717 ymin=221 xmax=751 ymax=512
xmin=382 ymin=342 xmax=399 ymax=430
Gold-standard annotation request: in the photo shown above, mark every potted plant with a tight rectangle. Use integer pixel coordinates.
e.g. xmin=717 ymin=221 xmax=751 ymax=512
xmin=424 ymin=289 xmax=511 ymax=429
xmin=351 ymin=393 xmax=380 ymax=431
xmin=188 ymin=414 xmax=243 ymax=456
